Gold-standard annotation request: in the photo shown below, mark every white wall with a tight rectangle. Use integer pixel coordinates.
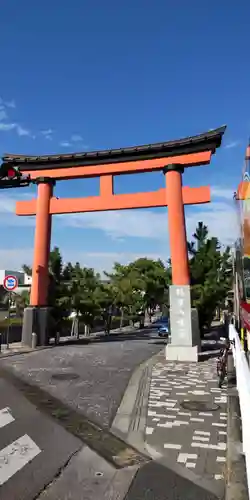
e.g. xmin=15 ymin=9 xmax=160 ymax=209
xmin=0 ymin=270 xmax=5 ymax=285
xmin=0 ymin=270 xmax=32 ymax=286
xmin=24 ymin=273 xmax=32 ymax=285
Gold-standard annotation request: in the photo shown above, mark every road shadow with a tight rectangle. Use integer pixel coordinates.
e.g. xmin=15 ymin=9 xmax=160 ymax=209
xmin=198 ymin=323 xmax=227 ymax=362
xmin=50 ymin=329 xmax=157 ymax=348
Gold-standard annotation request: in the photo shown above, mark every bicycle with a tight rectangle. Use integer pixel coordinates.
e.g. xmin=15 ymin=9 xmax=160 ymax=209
xmin=217 ymin=338 xmax=231 ymax=388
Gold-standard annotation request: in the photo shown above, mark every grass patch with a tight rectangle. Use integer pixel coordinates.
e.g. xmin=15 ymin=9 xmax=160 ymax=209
xmin=0 ymin=366 xmax=149 ymax=469
xmin=0 ymin=317 xmax=23 ymax=327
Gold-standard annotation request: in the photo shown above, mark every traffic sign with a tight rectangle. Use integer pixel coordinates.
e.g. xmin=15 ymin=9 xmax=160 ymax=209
xmin=3 ymin=275 xmax=18 ymax=292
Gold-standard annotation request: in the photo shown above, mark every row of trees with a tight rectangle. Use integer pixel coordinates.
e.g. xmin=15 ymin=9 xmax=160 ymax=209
xmin=13 ymin=222 xmax=232 ymax=334
xmin=22 ymin=249 xmax=171 ymax=334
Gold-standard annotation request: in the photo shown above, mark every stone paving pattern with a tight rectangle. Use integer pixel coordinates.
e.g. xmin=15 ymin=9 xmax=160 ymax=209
xmin=145 ymin=358 xmax=227 ymax=483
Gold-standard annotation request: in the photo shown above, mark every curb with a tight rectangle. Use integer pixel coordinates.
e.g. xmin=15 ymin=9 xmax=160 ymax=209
xmin=226 ymin=356 xmax=248 ymax=500
xmin=111 ymin=350 xmax=164 ymax=455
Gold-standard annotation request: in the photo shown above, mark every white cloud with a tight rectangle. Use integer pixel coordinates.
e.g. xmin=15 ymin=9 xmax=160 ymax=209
xmin=0 ymin=248 xmax=33 ymax=272
xmin=0 ymin=122 xmax=16 ymax=131
xmin=0 ymin=122 xmax=34 ymax=138
xmin=59 ymin=199 xmax=237 ymax=246
xmin=60 ymin=141 xmax=72 ymax=148
xmin=71 ymin=134 xmax=83 ymax=142
xmin=0 ymin=97 xmax=16 ymax=109
xmin=0 ymin=97 xmax=34 ymax=138
xmin=0 ymin=248 xmax=166 ymax=275
xmin=41 ymin=129 xmax=53 ymax=135
xmin=71 ymin=251 xmax=168 ymax=274
xmin=0 ymin=109 xmax=8 ymax=121
xmin=211 ymin=186 xmax=234 ymax=200
xmin=186 ymin=201 xmax=239 ymax=245
xmin=4 ymin=99 xmax=16 ymax=109
xmin=0 ymin=192 xmax=35 ymax=227
xmin=65 ymin=209 xmax=165 ymax=239
xmin=60 ymin=136 xmax=88 ymax=149
xmin=57 ymin=186 xmax=237 ymax=245
xmin=41 ymin=129 xmax=54 ymax=140
xmin=16 ymin=125 xmax=32 ymax=137
xmin=224 ymin=140 xmax=240 ymax=149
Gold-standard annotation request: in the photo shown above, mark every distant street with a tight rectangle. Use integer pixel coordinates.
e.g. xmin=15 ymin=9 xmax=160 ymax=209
xmin=1 ymin=329 xmax=164 ymax=428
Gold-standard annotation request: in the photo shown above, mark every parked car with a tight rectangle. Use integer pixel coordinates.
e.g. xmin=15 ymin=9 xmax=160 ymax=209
xmin=151 ymin=316 xmax=170 ymax=338
xmin=152 ymin=316 xmax=169 ymax=327
xmin=158 ymin=322 xmax=170 ymax=338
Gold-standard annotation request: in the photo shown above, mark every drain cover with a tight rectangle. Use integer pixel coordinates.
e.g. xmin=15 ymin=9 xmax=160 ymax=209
xmin=180 ymin=400 xmax=220 ymax=412
xmin=51 ymin=372 xmax=79 ymax=381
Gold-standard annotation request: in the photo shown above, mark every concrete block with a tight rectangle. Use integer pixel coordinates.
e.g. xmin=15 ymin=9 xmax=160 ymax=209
xmin=165 ymin=344 xmax=199 ymax=362
xmin=22 ymin=306 xmax=50 ymax=347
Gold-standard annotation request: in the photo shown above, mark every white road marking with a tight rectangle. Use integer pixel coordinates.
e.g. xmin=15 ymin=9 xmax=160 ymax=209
xmin=215 ymin=474 xmax=224 ymax=480
xmin=194 ymin=430 xmax=210 ymax=436
xmin=191 ymin=442 xmax=226 ymax=451
xmin=145 ymin=427 xmax=154 ymax=435
xmin=164 ymin=443 xmax=182 ymax=450
xmin=212 ymin=422 xmax=227 ymax=428
xmin=0 ymin=434 xmax=41 ymax=486
xmin=192 ymin=435 xmax=210 ymax=442
xmin=0 ymin=408 xmax=14 ymax=429
xmin=177 ymin=453 xmax=197 ymax=464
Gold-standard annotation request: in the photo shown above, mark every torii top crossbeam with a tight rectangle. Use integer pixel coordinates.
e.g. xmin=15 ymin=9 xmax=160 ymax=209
xmin=3 ymin=126 xmax=225 ymax=175
xmin=2 ymin=126 xmax=226 ymax=216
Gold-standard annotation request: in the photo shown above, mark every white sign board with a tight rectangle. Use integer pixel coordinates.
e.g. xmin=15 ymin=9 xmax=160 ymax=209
xmin=169 ymin=285 xmax=192 ymax=346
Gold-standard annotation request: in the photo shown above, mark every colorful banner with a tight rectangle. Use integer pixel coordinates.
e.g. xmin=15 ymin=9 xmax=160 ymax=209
xmin=238 ymin=145 xmax=250 ymax=304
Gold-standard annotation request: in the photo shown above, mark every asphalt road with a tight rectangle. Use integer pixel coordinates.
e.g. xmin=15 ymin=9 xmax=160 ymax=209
xmin=0 ymin=376 xmax=82 ymax=500
xmin=1 ymin=330 xmax=164 ymax=429
xmin=125 ymin=462 xmax=220 ymax=500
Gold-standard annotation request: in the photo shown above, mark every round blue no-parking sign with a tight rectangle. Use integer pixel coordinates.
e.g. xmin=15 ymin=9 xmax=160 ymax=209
xmin=3 ymin=275 xmax=18 ymax=292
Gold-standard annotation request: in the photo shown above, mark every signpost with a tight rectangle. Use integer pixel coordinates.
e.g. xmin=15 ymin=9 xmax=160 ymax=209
xmin=3 ymin=275 xmax=18 ymax=349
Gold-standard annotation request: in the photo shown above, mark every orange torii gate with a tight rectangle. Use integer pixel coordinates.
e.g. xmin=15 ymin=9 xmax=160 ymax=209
xmin=2 ymin=126 xmax=226 ymax=357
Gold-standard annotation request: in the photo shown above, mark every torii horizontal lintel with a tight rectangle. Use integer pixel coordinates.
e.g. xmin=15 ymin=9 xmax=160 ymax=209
xmin=16 ymin=186 xmax=210 ymax=216
xmin=14 ymin=151 xmax=212 ymax=181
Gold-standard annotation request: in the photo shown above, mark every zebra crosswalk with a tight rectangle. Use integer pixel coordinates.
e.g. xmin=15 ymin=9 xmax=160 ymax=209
xmin=0 ymin=407 xmax=41 ymax=487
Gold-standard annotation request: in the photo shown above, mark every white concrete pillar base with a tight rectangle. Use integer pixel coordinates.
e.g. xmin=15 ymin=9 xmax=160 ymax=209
xmin=166 ymin=285 xmax=201 ymax=362
xmin=165 ymin=344 xmax=199 ymax=362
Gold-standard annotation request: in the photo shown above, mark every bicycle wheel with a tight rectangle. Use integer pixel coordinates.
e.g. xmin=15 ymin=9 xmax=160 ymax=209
xmin=218 ymin=368 xmax=225 ymax=388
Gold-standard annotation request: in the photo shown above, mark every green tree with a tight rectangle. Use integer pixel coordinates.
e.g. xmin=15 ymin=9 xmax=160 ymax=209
xmin=127 ymin=258 xmax=170 ymax=321
xmin=13 ymin=290 xmax=30 ymax=317
xmin=66 ymin=264 xmax=102 ymax=333
xmin=189 ymin=224 xmax=232 ymax=331
xmin=105 ymin=262 xmax=143 ymax=328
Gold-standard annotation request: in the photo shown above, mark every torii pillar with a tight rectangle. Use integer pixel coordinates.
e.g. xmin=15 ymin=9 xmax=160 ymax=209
xmin=164 ymin=164 xmax=200 ymax=362
xmin=22 ymin=178 xmax=55 ymax=347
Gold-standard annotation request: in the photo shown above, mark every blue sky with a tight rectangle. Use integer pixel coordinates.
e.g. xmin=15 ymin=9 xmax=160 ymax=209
xmin=0 ymin=0 xmax=249 ymax=274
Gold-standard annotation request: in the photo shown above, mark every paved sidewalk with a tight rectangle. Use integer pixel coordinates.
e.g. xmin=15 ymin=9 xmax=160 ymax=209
xmin=145 ymin=357 xmax=228 ymax=486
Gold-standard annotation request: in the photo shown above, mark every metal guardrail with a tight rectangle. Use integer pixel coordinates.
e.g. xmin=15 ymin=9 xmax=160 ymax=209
xmin=229 ymin=324 xmax=250 ymax=498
